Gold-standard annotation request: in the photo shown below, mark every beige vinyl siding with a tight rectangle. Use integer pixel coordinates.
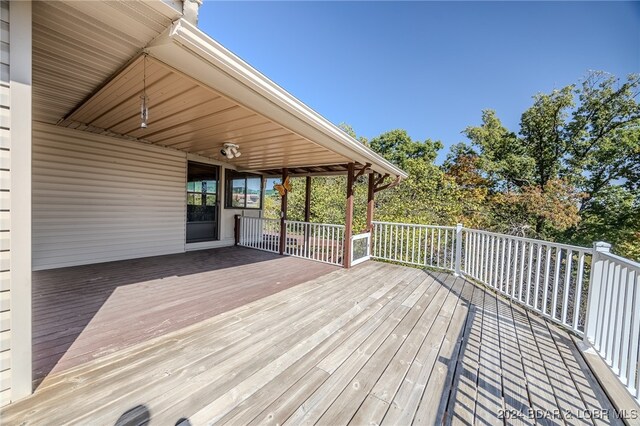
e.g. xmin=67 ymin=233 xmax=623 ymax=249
xmin=33 ymin=123 xmax=187 ymax=270
xmin=0 ymin=0 xmax=9 ymax=407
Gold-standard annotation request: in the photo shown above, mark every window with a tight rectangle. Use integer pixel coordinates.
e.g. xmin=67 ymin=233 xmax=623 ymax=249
xmin=225 ymin=170 xmax=263 ymax=209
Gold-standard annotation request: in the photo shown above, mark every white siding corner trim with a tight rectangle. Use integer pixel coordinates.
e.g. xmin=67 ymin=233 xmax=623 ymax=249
xmin=32 ymin=123 xmax=187 ymax=270
xmin=0 ymin=0 xmax=10 ymax=407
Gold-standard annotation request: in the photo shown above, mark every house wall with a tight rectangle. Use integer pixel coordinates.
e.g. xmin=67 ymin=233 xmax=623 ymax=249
xmin=32 ymin=123 xmax=261 ymax=271
xmin=0 ymin=0 xmax=10 ymax=407
xmin=32 ymin=123 xmax=187 ymax=270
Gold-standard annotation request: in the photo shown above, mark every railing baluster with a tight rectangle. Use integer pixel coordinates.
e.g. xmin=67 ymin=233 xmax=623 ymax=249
xmin=561 ymin=249 xmax=574 ymax=325
xmin=518 ymin=241 xmax=526 ymax=301
xmin=512 ymin=240 xmax=519 ymax=299
xmin=505 ymin=239 xmax=512 ymax=295
xmin=499 ymin=237 xmax=506 ymax=293
xmin=534 ymin=244 xmax=542 ymax=311
xmin=475 ymin=232 xmax=480 ymax=279
xmin=552 ymin=247 xmax=562 ymax=320
xmin=573 ymin=251 xmax=585 ymax=331
xmin=606 ymin=262 xmax=623 ymax=365
xmin=495 ymin=236 xmax=501 ymax=287
xmin=526 ymin=242 xmax=534 ymax=306
xmin=443 ymin=229 xmax=449 ymax=269
xmin=615 ymin=266 xmax=631 ymax=377
xmin=479 ymin=233 xmax=484 ymax=283
xmin=627 ymin=270 xmax=639 ymax=395
xmin=430 ymin=228 xmax=435 ymax=267
xmin=487 ymin=235 xmax=495 ymax=287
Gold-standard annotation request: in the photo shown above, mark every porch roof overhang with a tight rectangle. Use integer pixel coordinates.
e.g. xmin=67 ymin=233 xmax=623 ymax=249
xmin=56 ymin=18 xmax=407 ymax=179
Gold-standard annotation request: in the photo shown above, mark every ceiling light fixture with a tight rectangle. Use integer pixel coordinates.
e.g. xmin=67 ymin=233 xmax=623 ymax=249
xmin=220 ymin=143 xmax=241 ymax=160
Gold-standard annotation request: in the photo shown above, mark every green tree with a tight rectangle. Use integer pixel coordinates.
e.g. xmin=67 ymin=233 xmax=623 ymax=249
xmin=369 ymin=129 xmax=442 ymax=170
xmin=458 ymin=71 xmax=640 ymax=258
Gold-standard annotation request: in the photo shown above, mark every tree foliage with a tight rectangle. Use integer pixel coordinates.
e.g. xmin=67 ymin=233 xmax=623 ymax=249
xmin=265 ymin=71 xmax=639 ymax=260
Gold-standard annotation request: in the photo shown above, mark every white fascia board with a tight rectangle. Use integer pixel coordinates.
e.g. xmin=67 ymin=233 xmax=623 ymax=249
xmin=146 ymin=19 xmax=408 ymax=179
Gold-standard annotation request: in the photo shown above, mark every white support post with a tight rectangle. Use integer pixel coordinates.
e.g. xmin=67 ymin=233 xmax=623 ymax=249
xmin=10 ymin=0 xmax=33 ymax=401
xmin=583 ymin=241 xmax=611 ymax=344
xmin=454 ymin=223 xmax=463 ymax=276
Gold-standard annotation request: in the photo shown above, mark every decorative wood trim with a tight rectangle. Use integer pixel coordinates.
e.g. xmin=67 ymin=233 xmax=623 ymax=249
xmin=374 ymin=173 xmax=389 ymax=188
xmin=354 ymin=163 xmax=372 ymax=179
xmin=374 ymin=176 xmax=401 ymax=193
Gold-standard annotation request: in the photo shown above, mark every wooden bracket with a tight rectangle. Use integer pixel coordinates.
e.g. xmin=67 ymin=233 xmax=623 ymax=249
xmin=374 ymin=175 xmax=401 ymax=193
xmin=374 ymin=173 xmax=389 ymax=187
xmin=354 ymin=163 xmax=372 ymax=179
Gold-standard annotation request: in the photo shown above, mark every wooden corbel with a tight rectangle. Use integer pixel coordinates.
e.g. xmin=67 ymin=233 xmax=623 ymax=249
xmin=373 ymin=173 xmax=389 ymax=188
xmin=374 ymin=175 xmax=401 ymax=193
xmin=354 ymin=163 xmax=372 ymax=179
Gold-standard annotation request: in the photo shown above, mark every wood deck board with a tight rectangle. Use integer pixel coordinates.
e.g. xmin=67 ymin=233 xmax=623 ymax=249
xmin=0 ymin=253 xmax=621 ymax=425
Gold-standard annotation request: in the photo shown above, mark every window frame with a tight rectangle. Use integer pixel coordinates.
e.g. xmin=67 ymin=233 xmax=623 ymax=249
xmin=224 ymin=170 xmax=264 ymax=210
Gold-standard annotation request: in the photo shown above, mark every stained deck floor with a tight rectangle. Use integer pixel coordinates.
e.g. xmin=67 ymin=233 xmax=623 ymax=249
xmin=30 ymin=247 xmax=338 ymax=385
xmin=3 ymin=253 xmax=620 ymax=425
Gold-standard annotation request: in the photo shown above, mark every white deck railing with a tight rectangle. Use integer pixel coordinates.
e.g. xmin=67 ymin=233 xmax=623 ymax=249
xmin=372 ymin=221 xmax=457 ymax=270
xmin=238 ymin=216 xmax=281 ymax=253
xmin=371 ymin=220 xmax=639 ymax=404
xmin=284 ymin=220 xmax=345 ymax=266
xmin=461 ymin=228 xmax=592 ymax=335
xmin=585 ymin=247 xmax=640 ymax=403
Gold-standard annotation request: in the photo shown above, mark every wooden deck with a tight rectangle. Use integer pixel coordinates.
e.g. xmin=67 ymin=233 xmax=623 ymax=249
xmin=3 ymin=256 xmax=621 ymax=425
xmin=30 ymin=247 xmax=338 ymax=385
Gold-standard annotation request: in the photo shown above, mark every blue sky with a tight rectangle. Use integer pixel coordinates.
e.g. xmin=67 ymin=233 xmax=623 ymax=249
xmin=199 ymin=1 xmax=640 ymax=164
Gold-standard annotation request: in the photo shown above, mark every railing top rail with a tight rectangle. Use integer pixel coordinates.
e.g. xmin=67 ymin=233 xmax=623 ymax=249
xmin=372 ymin=221 xmax=456 ymax=230
xmin=351 ymin=232 xmax=371 ymax=240
xmin=284 ymin=220 xmax=345 ymax=228
xmin=463 ymin=227 xmax=590 ymax=253
xmin=600 ymin=251 xmax=640 ymax=270
xmin=240 ymin=216 xmax=280 ymax=223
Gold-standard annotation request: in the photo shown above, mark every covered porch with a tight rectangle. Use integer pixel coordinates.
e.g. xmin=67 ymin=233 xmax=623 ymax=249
xmin=1 ymin=257 xmax=621 ymax=425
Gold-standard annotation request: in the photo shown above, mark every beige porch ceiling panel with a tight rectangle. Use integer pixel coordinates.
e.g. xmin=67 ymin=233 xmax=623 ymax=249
xmin=32 ymin=1 xmax=181 ymax=124
xmin=63 ymin=56 xmax=350 ymax=171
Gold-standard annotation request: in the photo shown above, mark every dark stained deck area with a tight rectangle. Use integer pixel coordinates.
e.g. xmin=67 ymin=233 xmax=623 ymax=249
xmin=31 ymin=247 xmax=338 ymax=385
xmin=3 ymin=255 xmax=621 ymax=425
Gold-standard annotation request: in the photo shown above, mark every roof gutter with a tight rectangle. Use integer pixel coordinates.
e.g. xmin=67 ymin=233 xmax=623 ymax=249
xmin=147 ymin=19 xmax=408 ymax=179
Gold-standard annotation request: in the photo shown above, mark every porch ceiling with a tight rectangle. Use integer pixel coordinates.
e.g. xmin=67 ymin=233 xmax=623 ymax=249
xmin=60 ymin=55 xmax=351 ymax=172
xmin=32 ymin=3 xmax=407 ymax=178
xmin=32 ymin=0 xmax=181 ymax=124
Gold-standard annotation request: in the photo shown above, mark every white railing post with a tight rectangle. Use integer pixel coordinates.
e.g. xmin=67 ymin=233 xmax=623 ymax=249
xmin=454 ymin=223 xmax=463 ymax=276
xmin=584 ymin=241 xmax=612 ymax=344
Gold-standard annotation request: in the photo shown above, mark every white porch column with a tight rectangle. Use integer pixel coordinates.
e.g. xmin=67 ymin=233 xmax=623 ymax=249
xmin=9 ymin=0 xmax=32 ymax=401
